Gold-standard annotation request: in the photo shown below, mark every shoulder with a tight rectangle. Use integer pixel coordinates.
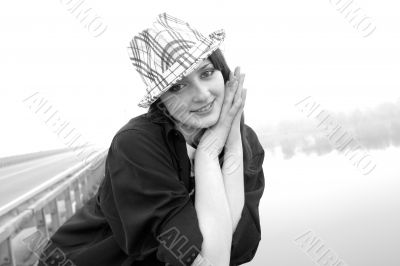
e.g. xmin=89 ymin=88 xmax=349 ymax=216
xmin=110 ymin=113 xmax=167 ymax=155
xmin=115 ymin=113 xmax=162 ymax=136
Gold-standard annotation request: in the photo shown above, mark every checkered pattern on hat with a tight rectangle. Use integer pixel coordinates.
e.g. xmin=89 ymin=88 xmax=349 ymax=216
xmin=127 ymin=12 xmax=225 ymax=108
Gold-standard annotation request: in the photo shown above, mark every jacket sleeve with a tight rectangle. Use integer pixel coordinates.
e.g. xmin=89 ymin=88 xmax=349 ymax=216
xmin=101 ymin=129 xmax=203 ymax=266
xmin=230 ymin=125 xmax=265 ymax=265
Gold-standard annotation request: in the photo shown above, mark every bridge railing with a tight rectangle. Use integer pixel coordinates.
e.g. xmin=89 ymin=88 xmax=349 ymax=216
xmin=0 ymin=149 xmax=108 ymax=266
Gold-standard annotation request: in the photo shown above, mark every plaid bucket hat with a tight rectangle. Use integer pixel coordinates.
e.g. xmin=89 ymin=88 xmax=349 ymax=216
xmin=127 ymin=12 xmax=226 ymax=108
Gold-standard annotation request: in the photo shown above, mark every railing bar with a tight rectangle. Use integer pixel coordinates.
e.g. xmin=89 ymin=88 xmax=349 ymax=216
xmin=0 ymin=150 xmax=106 ymax=218
xmin=0 ymin=237 xmax=16 ymax=266
xmin=0 ymin=153 xmax=107 ymax=266
xmin=28 ymin=156 xmax=105 ymax=212
xmin=64 ymin=188 xmax=73 ymax=221
xmin=73 ymin=181 xmax=82 ymax=210
xmin=7 ymin=237 xmax=16 ymax=266
xmin=82 ymin=173 xmax=89 ymax=203
xmin=35 ymin=209 xmax=49 ymax=241
xmin=49 ymin=200 xmax=60 ymax=236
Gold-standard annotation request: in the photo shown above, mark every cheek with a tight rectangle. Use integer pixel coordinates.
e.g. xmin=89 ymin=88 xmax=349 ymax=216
xmin=220 ymin=85 xmax=225 ymax=100
xmin=216 ymin=81 xmax=226 ymax=104
xmin=215 ymin=74 xmax=226 ymax=97
xmin=163 ymin=95 xmax=191 ymax=119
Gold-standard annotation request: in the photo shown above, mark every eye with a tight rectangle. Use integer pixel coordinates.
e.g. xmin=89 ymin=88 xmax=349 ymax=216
xmin=202 ymin=69 xmax=215 ymax=78
xmin=169 ymin=83 xmax=184 ymax=93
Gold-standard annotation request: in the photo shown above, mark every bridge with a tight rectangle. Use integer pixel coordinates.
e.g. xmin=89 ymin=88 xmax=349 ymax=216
xmin=0 ymin=148 xmax=108 ymax=266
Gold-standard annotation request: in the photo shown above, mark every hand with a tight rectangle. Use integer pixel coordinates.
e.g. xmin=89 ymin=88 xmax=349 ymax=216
xmin=196 ymin=68 xmax=244 ymax=159
xmin=225 ymin=67 xmax=247 ymax=150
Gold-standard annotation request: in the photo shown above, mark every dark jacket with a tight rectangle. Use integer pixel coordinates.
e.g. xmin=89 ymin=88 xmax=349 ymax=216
xmin=38 ymin=112 xmax=265 ymax=266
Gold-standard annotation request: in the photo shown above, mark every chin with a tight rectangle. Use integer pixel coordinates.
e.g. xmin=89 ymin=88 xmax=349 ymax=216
xmin=191 ymin=113 xmax=219 ymax=129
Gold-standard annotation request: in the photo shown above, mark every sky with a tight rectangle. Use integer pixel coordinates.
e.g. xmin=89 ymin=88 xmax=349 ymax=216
xmin=0 ymin=0 xmax=399 ymax=157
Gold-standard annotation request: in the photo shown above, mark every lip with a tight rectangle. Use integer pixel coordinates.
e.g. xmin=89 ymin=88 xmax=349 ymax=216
xmin=191 ymin=100 xmax=215 ymax=113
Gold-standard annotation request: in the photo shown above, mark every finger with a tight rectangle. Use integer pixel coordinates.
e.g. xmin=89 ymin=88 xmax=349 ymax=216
xmin=233 ymin=75 xmax=246 ymax=112
xmin=221 ymin=79 xmax=238 ymax=116
xmin=231 ymin=75 xmax=241 ymax=103
xmin=234 ymin=88 xmax=246 ymax=119
xmin=230 ymin=79 xmax=243 ymax=115
xmin=226 ymin=71 xmax=240 ymax=101
xmin=229 ymin=70 xmax=234 ymax=81
xmin=234 ymin=73 xmax=245 ymax=102
xmin=220 ymin=70 xmax=240 ymax=121
xmin=238 ymin=73 xmax=245 ymax=90
xmin=242 ymin=88 xmax=247 ymax=107
xmin=234 ymin=66 xmax=240 ymax=79
xmin=224 ymin=71 xmax=236 ymax=101
xmin=223 ymin=88 xmax=241 ymax=128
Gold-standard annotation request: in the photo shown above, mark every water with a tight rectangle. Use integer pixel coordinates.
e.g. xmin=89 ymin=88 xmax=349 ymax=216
xmin=251 ymin=146 xmax=400 ymax=266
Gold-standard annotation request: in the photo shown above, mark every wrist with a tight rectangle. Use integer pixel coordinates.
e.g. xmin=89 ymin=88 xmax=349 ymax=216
xmin=195 ymin=146 xmax=220 ymax=162
xmin=225 ymin=137 xmax=242 ymax=153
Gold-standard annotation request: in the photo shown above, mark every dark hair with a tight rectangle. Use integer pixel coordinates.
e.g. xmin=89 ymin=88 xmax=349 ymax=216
xmin=147 ymin=48 xmax=254 ymax=176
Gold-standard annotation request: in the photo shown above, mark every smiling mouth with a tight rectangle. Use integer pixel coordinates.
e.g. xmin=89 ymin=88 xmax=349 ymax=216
xmin=191 ymin=100 xmax=215 ymax=112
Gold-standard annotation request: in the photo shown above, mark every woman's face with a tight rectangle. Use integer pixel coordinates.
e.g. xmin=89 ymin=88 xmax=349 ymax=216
xmin=159 ymin=59 xmax=225 ymax=131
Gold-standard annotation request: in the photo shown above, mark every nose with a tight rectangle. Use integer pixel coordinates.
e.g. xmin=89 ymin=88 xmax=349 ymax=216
xmin=191 ymin=80 xmax=211 ymax=103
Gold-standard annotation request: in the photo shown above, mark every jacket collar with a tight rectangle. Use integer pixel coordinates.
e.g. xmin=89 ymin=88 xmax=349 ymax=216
xmin=145 ymin=110 xmax=181 ymax=142
xmin=145 ymin=111 xmax=194 ymax=190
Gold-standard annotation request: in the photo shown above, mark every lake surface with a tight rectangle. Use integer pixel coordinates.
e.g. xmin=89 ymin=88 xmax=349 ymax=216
xmin=250 ymin=146 xmax=400 ymax=266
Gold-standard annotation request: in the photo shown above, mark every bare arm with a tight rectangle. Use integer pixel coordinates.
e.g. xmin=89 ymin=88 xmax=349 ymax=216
xmin=194 ymin=148 xmax=232 ymax=266
xmin=222 ymin=143 xmax=245 ymax=233
xmin=222 ymin=68 xmax=247 ymax=233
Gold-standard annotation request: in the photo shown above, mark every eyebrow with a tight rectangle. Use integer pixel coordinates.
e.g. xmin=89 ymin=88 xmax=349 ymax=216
xmin=177 ymin=63 xmax=213 ymax=83
xmin=198 ymin=63 xmax=213 ymax=71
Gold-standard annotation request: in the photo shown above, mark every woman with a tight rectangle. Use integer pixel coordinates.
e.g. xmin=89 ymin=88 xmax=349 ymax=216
xmin=38 ymin=12 xmax=265 ymax=266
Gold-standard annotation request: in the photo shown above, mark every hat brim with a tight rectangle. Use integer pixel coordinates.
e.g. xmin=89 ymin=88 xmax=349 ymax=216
xmin=137 ymin=29 xmax=225 ymax=108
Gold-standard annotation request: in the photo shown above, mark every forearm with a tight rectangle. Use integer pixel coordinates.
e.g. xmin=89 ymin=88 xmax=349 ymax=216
xmin=222 ymin=139 xmax=245 ymax=233
xmin=194 ymin=149 xmax=232 ymax=266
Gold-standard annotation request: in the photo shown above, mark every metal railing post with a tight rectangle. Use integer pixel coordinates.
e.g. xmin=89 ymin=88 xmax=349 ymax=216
xmin=0 ymin=237 xmax=16 ymax=266
xmin=34 ymin=209 xmax=49 ymax=241
xmin=73 ymin=181 xmax=82 ymax=211
xmin=81 ymin=172 xmax=89 ymax=203
xmin=63 ymin=189 xmax=74 ymax=221
xmin=49 ymin=200 xmax=60 ymax=236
